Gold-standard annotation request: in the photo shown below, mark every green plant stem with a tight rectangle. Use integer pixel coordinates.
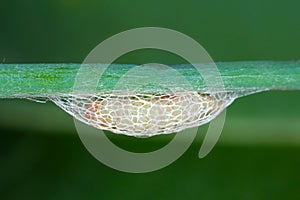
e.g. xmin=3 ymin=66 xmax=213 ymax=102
xmin=0 ymin=61 xmax=300 ymax=98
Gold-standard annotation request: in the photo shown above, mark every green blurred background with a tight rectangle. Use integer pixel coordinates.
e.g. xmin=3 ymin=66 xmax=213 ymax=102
xmin=1 ymin=0 xmax=300 ymax=199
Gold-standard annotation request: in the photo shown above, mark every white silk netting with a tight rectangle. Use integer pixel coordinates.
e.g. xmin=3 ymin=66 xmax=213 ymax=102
xmin=50 ymin=91 xmax=235 ymax=137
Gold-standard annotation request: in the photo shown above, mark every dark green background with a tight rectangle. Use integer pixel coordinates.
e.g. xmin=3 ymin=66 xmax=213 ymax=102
xmin=1 ymin=0 xmax=300 ymax=199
